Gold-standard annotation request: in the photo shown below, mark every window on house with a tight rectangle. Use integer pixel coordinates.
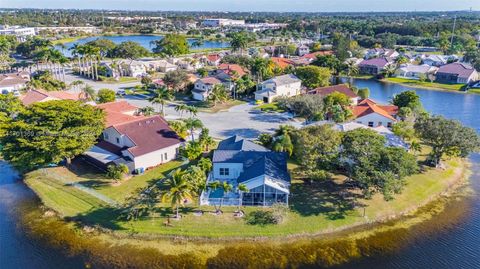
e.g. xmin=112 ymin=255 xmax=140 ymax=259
xmin=387 ymin=122 xmax=393 ymax=128
xmin=378 ymin=122 xmax=383 ymax=126
xmin=104 ymin=133 xmax=109 ymax=140
xmin=357 ymin=121 xmax=362 ymax=124
xmin=116 ymin=137 xmax=120 ymax=144
xmin=368 ymin=122 xmax=374 ymax=127
xmin=219 ymin=168 xmax=230 ymax=176
xmin=164 ymin=153 xmax=168 ymax=160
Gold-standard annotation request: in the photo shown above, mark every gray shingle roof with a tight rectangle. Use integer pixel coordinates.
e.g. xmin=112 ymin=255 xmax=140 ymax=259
xmin=217 ymin=135 xmax=268 ymax=151
xmin=262 ymin=74 xmax=301 ymax=86
xmin=237 ymin=153 xmax=290 ymax=183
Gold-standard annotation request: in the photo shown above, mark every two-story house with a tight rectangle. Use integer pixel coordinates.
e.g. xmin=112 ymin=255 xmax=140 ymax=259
xmin=296 ymin=44 xmax=310 ymax=56
xmin=84 ymin=101 xmax=184 ymax=173
xmin=200 ymin=136 xmax=291 ymax=207
xmin=435 ymin=62 xmax=479 ymax=84
xmin=255 ymin=74 xmax=302 ymax=103
xmin=0 ymin=71 xmax=30 ymax=94
xmin=192 ymin=77 xmax=223 ymax=101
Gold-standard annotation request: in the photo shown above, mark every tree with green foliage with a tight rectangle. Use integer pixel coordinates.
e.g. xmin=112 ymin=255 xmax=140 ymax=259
xmin=199 ymin=127 xmax=215 ymax=152
xmin=85 ymin=38 xmax=116 ymax=58
xmin=97 ymin=88 xmax=116 ymax=103
xmin=180 ymin=141 xmax=203 ymax=161
xmin=292 ymin=124 xmax=342 ymax=180
xmin=414 ymin=115 xmax=480 ymax=167
xmin=311 ymin=54 xmax=343 ymax=75
xmin=111 ymin=41 xmax=150 ymax=60
xmin=152 ymin=34 xmax=189 ymax=57
xmin=323 ymin=92 xmax=352 ymax=123
xmin=148 ymin=87 xmax=173 ymax=116
xmin=183 ymin=117 xmax=203 ymax=142
xmin=161 ymin=169 xmax=194 ymax=219
xmin=229 ymin=31 xmax=255 ymax=55
xmin=392 ymin=90 xmax=422 ymax=110
xmin=27 ymin=70 xmax=66 ymax=91
xmin=208 ymin=84 xmax=230 ymax=106
xmin=279 ymin=94 xmax=324 ymax=121
xmin=332 ymin=33 xmax=351 ymax=62
xmin=357 ymin=88 xmax=370 ymax=99
xmin=163 ymin=70 xmax=189 ymax=91
xmin=168 ymin=120 xmax=188 ymax=139
xmin=106 ymin=164 xmax=129 ymax=181
xmin=294 ymin=66 xmax=331 ymax=89
xmin=138 ymin=106 xmax=155 ymax=116
xmin=0 ymin=100 xmax=105 ymax=171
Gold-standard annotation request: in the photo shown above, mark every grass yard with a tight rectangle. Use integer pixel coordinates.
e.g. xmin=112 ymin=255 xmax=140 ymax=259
xmin=255 ymin=102 xmax=286 ymax=113
xmin=25 ymin=157 xmax=468 ymax=238
xmin=193 ymin=99 xmax=246 ymax=113
xmin=98 ymin=76 xmax=139 ymax=84
xmin=384 ymin=77 xmax=466 ymax=92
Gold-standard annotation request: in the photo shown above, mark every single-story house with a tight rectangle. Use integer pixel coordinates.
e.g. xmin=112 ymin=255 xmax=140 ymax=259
xmin=255 ymin=74 xmax=302 ymax=103
xmin=200 ymin=136 xmax=290 ymax=207
xmin=421 ymin=55 xmax=449 ymax=67
xmin=101 ymin=60 xmax=147 ymax=78
xmin=192 ymin=76 xmax=223 ymax=101
xmin=216 ymin=63 xmax=247 ymax=78
xmin=351 ymin=99 xmax=398 ymax=128
xmin=300 ymin=50 xmax=333 ymax=62
xmin=365 ymin=48 xmax=399 ymax=59
xmin=394 ymin=64 xmax=438 ymax=80
xmin=20 ymin=89 xmax=82 ymax=106
xmin=96 ymin=101 xmax=141 ymax=127
xmin=270 ymin=57 xmax=295 ymax=69
xmin=358 ymin=57 xmax=393 ymax=75
xmin=308 ymin=84 xmax=360 ymax=105
xmin=205 ymin=54 xmax=222 ymax=66
xmin=0 ymin=71 xmax=30 ymax=94
xmin=85 ymin=114 xmax=184 ymax=173
xmin=435 ymin=62 xmax=479 ymax=84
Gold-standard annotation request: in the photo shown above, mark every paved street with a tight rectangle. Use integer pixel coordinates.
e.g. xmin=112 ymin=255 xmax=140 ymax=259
xmin=63 ymin=71 xmax=141 ymax=91
xmin=123 ymin=99 xmax=303 ymax=139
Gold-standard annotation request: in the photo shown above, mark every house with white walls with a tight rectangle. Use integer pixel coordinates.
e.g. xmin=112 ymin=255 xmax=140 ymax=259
xmin=255 ymin=74 xmax=302 ymax=103
xmin=351 ymin=99 xmax=398 ymax=128
xmin=200 ymin=136 xmax=290 ymax=206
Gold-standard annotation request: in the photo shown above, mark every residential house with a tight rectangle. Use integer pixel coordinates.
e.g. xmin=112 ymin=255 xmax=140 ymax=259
xmin=270 ymin=57 xmax=295 ymax=70
xmin=96 ymin=101 xmax=141 ymax=127
xmin=435 ymin=62 xmax=479 ymax=84
xmin=192 ymin=77 xmax=223 ymax=101
xmin=365 ymin=48 xmax=399 ymax=59
xmin=358 ymin=57 xmax=393 ymax=75
xmin=394 ymin=64 xmax=438 ymax=80
xmin=200 ymin=136 xmax=290 ymax=206
xmin=300 ymin=50 xmax=333 ymax=63
xmin=296 ymin=44 xmax=310 ymax=56
xmin=101 ymin=60 xmax=147 ymax=78
xmin=421 ymin=55 xmax=449 ymax=67
xmin=206 ymin=54 xmax=222 ymax=66
xmin=0 ymin=71 xmax=30 ymax=94
xmin=84 ymin=107 xmax=184 ymax=173
xmin=351 ymin=99 xmax=398 ymax=128
xmin=255 ymin=74 xmax=302 ymax=103
xmin=308 ymin=84 xmax=360 ymax=105
xmin=142 ymin=59 xmax=178 ymax=73
xmin=20 ymin=89 xmax=82 ymax=106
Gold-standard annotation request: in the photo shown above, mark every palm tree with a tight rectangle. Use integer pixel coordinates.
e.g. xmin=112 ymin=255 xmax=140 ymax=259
xmin=161 ymin=169 xmax=194 ymax=219
xmin=345 ymin=60 xmax=359 ymax=84
xmin=139 ymin=106 xmax=155 ymax=116
xmin=199 ymin=128 xmax=215 ymax=152
xmin=186 ymin=105 xmax=198 ymax=117
xmin=237 ymin=183 xmax=249 ymax=212
xmin=207 ymin=180 xmax=233 ymax=213
xmin=230 ymin=32 xmax=249 ymax=55
xmin=208 ymin=84 xmax=229 ymax=107
xmin=410 ymin=140 xmax=422 ymax=157
xmin=174 ymin=104 xmax=189 ymax=117
xmin=183 ymin=117 xmax=203 ymax=142
xmin=80 ymin=84 xmax=96 ymax=102
xmin=69 ymin=80 xmax=84 ymax=91
xmin=148 ymin=87 xmax=173 ymax=116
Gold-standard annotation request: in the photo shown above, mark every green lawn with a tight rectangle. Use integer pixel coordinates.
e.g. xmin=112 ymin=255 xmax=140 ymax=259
xmin=98 ymin=76 xmax=139 ymax=84
xmin=384 ymin=77 xmax=465 ymax=91
xmin=255 ymin=102 xmax=286 ymax=113
xmin=24 ymin=157 xmax=467 ymax=238
xmin=193 ymin=100 xmax=246 ymax=113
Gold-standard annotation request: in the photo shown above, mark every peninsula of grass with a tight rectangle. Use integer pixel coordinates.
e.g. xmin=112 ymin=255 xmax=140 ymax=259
xmin=255 ymin=102 xmax=286 ymax=113
xmin=383 ymin=77 xmax=465 ymax=92
xmin=24 ymin=157 xmax=469 ymax=239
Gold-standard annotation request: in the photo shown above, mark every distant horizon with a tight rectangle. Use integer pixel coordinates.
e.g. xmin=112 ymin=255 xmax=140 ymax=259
xmin=2 ymin=0 xmax=480 ymax=13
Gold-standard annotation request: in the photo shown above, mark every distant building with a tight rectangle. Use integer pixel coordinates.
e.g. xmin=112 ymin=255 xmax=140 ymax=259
xmin=435 ymin=62 xmax=479 ymax=84
xmin=20 ymin=89 xmax=82 ymax=106
xmin=0 ymin=25 xmax=36 ymax=41
xmin=255 ymin=74 xmax=302 ymax=103
xmin=201 ymin=19 xmax=245 ymax=27
xmin=192 ymin=77 xmax=223 ymax=101
xmin=364 ymin=48 xmax=399 ymax=59
xmin=296 ymin=45 xmax=310 ymax=56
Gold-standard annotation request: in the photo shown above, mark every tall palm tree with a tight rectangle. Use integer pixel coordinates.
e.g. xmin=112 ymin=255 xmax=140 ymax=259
xmin=148 ymin=87 xmax=173 ymax=116
xmin=174 ymin=103 xmax=189 ymax=117
xmin=186 ymin=105 xmax=198 ymax=117
xmin=237 ymin=184 xmax=249 ymax=212
xmin=207 ymin=180 xmax=233 ymax=213
xmin=69 ymin=80 xmax=84 ymax=91
xmin=161 ymin=169 xmax=193 ymax=219
xmin=208 ymin=84 xmax=229 ymax=107
xmin=199 ymin=127 xmax=215 ymax=152
xmin=345 ymin=60 xmax=359 ymax=84
xmin=230 ymin=32 xmax=249 ymax=55
xmin=80 ymin=84 xmax=96 ymax=102
xmin=183 ymin=117 xmax=203 ymax=142
xmin=139 ymin=106 xmax=155 ymax=116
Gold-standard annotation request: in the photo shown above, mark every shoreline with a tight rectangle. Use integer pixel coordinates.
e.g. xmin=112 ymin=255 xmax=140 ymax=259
xmin=24 ymin=158 xmax=471 ymax=242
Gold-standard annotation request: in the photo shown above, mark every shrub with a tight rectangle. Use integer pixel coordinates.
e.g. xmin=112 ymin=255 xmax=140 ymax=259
xmin=97 ymin=89 xmax=116 ymax=103
xmin=246 ymin=204 xmax=288 ymax=226
xmin=106 ymin=164 xmax=129 ymax=180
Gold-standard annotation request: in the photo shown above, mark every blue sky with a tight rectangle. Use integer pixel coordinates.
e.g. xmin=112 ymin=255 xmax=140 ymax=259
xmin=2 ymin=0 xmax=480 ymax=12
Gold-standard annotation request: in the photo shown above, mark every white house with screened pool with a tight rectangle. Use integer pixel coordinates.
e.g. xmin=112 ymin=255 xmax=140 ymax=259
xmin=200 ymin=136 xmax=291 ymax=207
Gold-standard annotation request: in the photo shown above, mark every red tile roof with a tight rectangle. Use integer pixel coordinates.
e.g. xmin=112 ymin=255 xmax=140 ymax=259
xmin=218 ymin=63 xmax=247 ymax=77
xmin=308 ymin=84 xmax=358 ymax=98
xmin=96 ymin=101 xmax=142 ymax=127
xmin=352 ymin=99 xmax=398 ymax=121
xmin=302 ymin=50 xmax=333 ymax=60
xmin=112 ymin=115 xmax=184 ymax=157
xmin=20 ymin=89 xmax=81 ymax=106
xmin=207 ymin=54 xmax=222 ymax=62
xmin=270 ymin=57 xmax=295 ymax=69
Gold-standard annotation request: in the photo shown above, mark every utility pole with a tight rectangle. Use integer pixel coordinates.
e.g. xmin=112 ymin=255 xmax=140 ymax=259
xmin=450 ymin=15 xmax=457 ymax=48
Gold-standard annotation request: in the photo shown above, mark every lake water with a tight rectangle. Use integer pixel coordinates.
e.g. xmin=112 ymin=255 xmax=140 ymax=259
xmin=56 ymin=35 xmax=230 ymax=57
xmin=1 ymin=79 xmax=480 ymax=268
